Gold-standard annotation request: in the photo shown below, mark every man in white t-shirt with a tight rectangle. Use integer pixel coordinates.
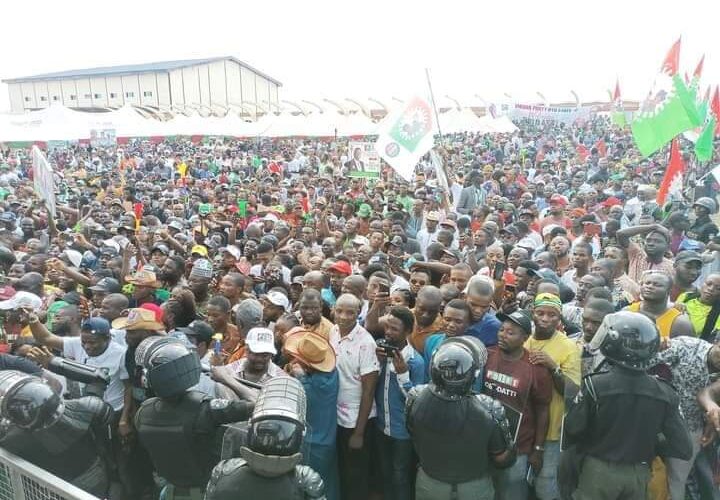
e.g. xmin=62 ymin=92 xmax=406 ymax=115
xmin=26 ymin=316 xmax=128 ymax=412
xmin=331 ymin=293 xmax=379 ymax=500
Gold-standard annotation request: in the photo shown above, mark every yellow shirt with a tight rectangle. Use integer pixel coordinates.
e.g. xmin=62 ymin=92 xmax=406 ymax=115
xmin=525 ymin=331 xmax=581 ymax=441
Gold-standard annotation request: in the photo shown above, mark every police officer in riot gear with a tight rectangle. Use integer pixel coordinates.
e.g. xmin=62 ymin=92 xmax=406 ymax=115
xmin=205 ymin=376 xmax=326 ymax=500
xmin=406 ymin=337 xmax=516 ymax=500
xmin=0 ymin=370 xmax=113 ymax=497
xmin=688 ymin=197 xmax=719 ymax=243
xmin=562 ymin=312 xmax=693 ymax=499
xmin=133 ymin=336 xmax=256 ymax=500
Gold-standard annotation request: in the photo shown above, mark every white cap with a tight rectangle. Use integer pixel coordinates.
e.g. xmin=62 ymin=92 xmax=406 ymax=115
xmin=102 ymin=239 xmax=121 ymax=253
xmin=246 ymin=327 xmax=277 ymax=355
xmin=0 ymin=291 xmax=42 ymax=311
xmin=262 ymin=213 xmax=279 ymax=222
xmin=221 ymin=245 xmax=242 ymax=260
xmin=264 ymin=291 xmax=290 ymax=311
xmin=63 ymin=249 xmax=83 ymax=268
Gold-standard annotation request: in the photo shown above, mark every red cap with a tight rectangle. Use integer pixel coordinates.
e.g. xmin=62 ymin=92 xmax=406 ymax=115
xmin=602 ymin=197 xmax=622 ymax=208
xmin=0 ymin=286 xmax=16 ymax=301
xmin=140 ymin=303 xmax=164 ymax=323
xmin=549 ymin=194 xmax=568 ymax=206
xmin=328 ymin=261 xmax=352 ymax=276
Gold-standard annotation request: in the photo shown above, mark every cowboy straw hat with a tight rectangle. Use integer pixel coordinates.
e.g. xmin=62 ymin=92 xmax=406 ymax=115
xmin=125 ymin=270 xmax=162 ymax=288
xmin=283 ymin=328 xmax=336 ymax=373
xmin=112 ymin=308 xmax=164 ymax=331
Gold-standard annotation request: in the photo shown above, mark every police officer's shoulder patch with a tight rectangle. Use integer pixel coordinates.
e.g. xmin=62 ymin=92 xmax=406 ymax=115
xmin=210 ymin=398 xmax=231 ymax=410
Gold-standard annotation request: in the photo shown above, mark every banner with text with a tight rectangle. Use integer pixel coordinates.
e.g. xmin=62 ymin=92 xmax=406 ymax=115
xmin=509 ymin=104 xmax=593 ymax=124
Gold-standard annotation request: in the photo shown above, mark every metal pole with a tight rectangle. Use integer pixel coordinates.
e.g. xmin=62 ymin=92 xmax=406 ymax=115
xmin=424 ymin=68 xmax=444 ymax=142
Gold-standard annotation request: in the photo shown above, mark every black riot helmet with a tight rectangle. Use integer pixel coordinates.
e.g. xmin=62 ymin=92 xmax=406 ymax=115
xmin=135 ymin=336 xmax=201 ymax=398
xmin=430 ymin=341 xmax=481 ymax=400
xmin=240 ymin=377 xmax=307 ymax=477
xmin=0 ymin=371 xmax=63 ymax=430
xmin=597 ymin=311 xmax=660 ymax=371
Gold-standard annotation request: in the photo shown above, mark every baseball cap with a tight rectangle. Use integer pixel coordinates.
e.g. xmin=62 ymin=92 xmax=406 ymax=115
xmin=179 ymin=320 xmax=214 ymax=342
xmin=675 ymin=250 xmax=703 ymax=266
xmin=426 ymin=211 xmax=440 ymax=222
xmin=499 ymin=225 xmax=520 ymax=237
xmin=151 ymin=243 xmax=170 ymax=255
xmin=81 ymin=317 xmax=111 ymax=337
xmin=0 ymin=291 xmax=42 ymax=311
xmin=527 ymin=268 xmax=560 ymax=284
xmin=246 ymin=327 xmax=277 ymax=355
xmin=496 ymin=310 xmax=533 ymax=335
xmin=263 ymin=290 xmax=290 ymax=311
xmin=384 ymin=236 xmax=404 ymax=249
xmin=542 ymin=224 xmax=562 ymax=237
xmin=89 ymin=277 xmax=122 ymax=294
xmin=369 ymin=253 xmax=389 ymax=266
xmin=221 ymin=245 xmax=242 ymax=260
xmin=191 ymin=245 xmax=209 ymax=257
xmin=328 ymin=260 xmax=352 ymax=276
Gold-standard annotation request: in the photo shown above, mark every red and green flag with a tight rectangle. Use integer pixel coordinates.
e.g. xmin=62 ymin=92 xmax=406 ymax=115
xmin=657 ymin=138 xmax=685 ymax=205
xmin=632 ymin=38 xmax=702 ymax=157
xmin=611 ymin=79 xmax=626 ymax=127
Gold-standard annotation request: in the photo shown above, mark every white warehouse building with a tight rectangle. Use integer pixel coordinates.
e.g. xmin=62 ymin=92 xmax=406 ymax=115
xmin=2 ymin=56 xmax=281 ymax=115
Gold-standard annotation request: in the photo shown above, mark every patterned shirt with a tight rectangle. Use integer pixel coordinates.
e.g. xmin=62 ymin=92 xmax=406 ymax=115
xmin=627 ymin=242 xmax=674 ymax=284
xmin=652 ymin=336 xmax=713 ymax=432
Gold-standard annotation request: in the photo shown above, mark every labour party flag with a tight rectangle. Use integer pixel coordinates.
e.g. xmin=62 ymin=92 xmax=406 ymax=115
xmin=375 ymin=96 xmax=437 ymax=182
xmin=657 ymin=139 xmax=685 ymax=205
xmin=695 ymin=86 xmax=719 ymax=163
xmin=632 ymin=38 xmax=702 ymax=157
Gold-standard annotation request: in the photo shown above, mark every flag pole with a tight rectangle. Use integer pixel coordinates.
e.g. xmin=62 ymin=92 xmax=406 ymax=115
xmin=425 ymin=68 xmax=444 ymax=144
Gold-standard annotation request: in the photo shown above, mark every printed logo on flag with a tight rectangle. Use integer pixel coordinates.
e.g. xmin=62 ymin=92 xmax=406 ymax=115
xmin=385 ymin=143 xmax=400 ymax=158
xmin=389 ymin=97 xmax=433 ymax=152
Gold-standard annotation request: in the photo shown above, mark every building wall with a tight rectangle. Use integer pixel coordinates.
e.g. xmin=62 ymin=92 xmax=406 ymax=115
xmin=6 ymin=59 xmax=280 ymax=113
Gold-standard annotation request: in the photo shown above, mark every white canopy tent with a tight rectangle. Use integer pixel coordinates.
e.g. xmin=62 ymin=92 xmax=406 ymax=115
xmin=0 ymin=103 xmax=515 ymax=142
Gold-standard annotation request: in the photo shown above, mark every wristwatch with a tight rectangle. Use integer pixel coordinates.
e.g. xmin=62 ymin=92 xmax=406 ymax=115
xmin=534 ymin=445 xmax=545 ymax=452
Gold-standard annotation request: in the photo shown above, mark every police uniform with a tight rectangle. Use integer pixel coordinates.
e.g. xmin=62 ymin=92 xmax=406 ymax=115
xmin=405 ymin=337 xmax=515 ymax=500
xmin=205 ymin=377 xmax=326 ymax=500
xmin=0 ymin=372 xmax=113 ymax=497
xmin=687 ymin=216 xmax=719 ymax=244
xmin=562 ymin=312 xmax=693 ymax=499
xmin=132 ymin=336 xmax=254 ymax=500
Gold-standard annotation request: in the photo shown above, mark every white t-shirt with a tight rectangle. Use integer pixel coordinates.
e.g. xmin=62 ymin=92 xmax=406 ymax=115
xmin=63 ymin=337 xmax=128 ymax=411
xmin=333 ymin=323 xmax=380 ymax=428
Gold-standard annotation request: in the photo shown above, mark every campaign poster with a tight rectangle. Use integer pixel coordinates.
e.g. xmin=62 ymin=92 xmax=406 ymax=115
xmin=347 ymin=141 xmax=381 ymax=178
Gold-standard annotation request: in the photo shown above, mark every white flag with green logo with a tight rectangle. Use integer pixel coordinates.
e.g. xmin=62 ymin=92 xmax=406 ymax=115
xmin=374 ymin=96 xmax=437 ymax=182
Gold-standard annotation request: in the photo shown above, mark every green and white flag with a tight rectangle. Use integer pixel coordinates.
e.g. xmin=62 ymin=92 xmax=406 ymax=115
xmin=632 ymin=38 xmax=702 ymax=157
xmin=374 ymin=96 xmax=437 ymax=182
xmin=695 ymin=86 xmax=719 ymax=163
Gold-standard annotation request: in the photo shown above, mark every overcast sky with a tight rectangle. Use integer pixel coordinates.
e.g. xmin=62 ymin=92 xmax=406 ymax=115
xmin=1 ymin=0 xmax=718 ymax=112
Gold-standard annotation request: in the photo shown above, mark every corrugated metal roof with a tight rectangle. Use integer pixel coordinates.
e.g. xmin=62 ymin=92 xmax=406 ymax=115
xmin=2 ymin=56 xmax=282 ymax=86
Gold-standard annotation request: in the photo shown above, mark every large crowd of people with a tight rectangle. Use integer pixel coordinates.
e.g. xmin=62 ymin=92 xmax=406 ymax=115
xmin=0 ymin=115 xmax=718 ymax=500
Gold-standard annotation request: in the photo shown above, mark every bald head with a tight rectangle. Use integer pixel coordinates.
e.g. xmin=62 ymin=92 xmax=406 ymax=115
xmin=336 ymin=293 xmax=362 ymax=311
xmin=303 ymin=271 xmax=325 ymax=291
